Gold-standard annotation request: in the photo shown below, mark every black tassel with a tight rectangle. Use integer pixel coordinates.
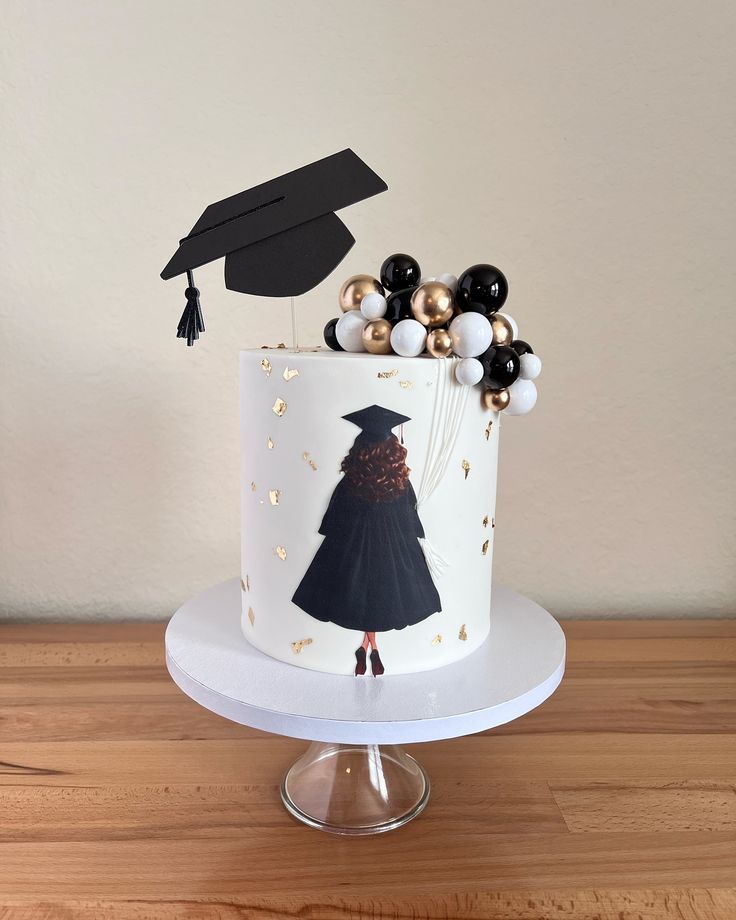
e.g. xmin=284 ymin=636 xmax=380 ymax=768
xmin=177 ymin=270 xmax=205 ymax=346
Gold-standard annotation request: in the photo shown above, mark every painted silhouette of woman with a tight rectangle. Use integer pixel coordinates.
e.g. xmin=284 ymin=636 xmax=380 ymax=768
xmin=292 ymin=404 xmax=441 ymax=676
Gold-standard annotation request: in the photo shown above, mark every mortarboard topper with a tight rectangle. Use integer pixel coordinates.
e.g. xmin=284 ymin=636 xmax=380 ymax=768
xmin=161 ymin=149 xmax=387 ymax=345
xmin=343 ymin=405 xmax=411 ymax=442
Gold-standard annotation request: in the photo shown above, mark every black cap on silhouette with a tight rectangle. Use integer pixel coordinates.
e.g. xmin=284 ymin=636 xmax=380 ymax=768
xmin=342 ymin=405 xmax=411 ymax=442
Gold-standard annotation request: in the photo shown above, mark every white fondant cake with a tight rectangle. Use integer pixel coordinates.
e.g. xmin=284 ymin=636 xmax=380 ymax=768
xmin=240 ymin=348 xmax=500 ymax=676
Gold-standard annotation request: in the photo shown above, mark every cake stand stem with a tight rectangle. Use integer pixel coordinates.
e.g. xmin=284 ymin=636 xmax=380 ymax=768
xmin=280 ymin=741 xmax=430 ymax=835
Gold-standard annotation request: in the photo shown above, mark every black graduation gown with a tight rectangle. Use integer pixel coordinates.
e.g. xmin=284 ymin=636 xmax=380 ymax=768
xmin=292 ymin=477 xmax=441 ymax=633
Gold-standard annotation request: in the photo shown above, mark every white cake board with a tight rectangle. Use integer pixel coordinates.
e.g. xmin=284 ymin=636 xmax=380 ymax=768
xmin=165 ymin=578 xmax=565 ymax=745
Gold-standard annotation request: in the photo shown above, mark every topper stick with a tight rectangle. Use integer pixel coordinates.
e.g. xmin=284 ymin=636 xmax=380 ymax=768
xmin=290 ymin=296 xmax=299 ymax=352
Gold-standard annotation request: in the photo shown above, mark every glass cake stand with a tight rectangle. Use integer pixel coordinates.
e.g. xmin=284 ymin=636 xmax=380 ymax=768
xmin=280 ymin=741 xmax=429 ymax=835
xmin=165 ymin=579 xmax=565 ymax=836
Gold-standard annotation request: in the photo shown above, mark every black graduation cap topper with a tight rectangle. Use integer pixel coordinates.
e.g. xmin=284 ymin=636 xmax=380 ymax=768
xmin=343 ymin=405 xmax=411 ymax=442
xmin=161 ymin=149 xmax=388 ymax=345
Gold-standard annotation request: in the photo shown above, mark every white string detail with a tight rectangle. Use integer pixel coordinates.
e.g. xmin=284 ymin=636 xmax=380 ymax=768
xmin=417 ymin=358 xmax=469 ymax=505
xmin=415 ymin=359 xmax=470 ymax=579
xmin=418 ymin=537 xmax=449 ymax=580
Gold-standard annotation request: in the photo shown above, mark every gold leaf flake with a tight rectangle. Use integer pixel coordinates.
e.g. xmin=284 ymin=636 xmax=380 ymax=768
xmin=302 ymin=451 xmax=310 ymax=461
xmin=309 ymin=460 xmax=318 ymax=471
xmin=274 ymin=545 xmax=287 ymax=561
xmin=431 ymin=634 xmax=442 ymax=646
xmin=272 ymin=397 xmax=287 ymax=417
xmin=250 ymin=481 xmax=257 ymax=492
xmin=377 ymin=369 xmax=398 ymax=379
xmin=267 ymin=436 xmax=274 ymax=450
xmin=482 ymin=515 xmax=489 ymax=528
xmin=244 ymin=574 xmax=250 ymax=591
xmin=458 ymin=624 xmax=468 ymax=641
xmin=268 ymin=489 xmax=281 ymax=506
xmin=492 ymin=517 xmax=496 ymax=529
xmin=276 ymin=343 xmax=287 ymax=349
xmin=247 ymin=607 xmax=255 ymax=626
xmin=303 ymin=451 xmax=318 ymax=471
xmin=399 ymin=380 xmax=413 ymax=389
xmin=482 ymin=539 xmax=489 ymax=556
xmin=462 ymin=459 xmax=471 ymax=480
xmin=260 ymin=358 xmax=272 ymax=376
xmin=485 ymin=420 xmax=493 ymax=441
xmin=291 ymin=637 xmax=313 ymax=654
xmin=283 ymin=367 xmax=299 ymax=381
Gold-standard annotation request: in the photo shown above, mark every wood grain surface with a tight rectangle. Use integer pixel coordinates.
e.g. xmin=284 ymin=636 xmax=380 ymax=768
xmin=0 ymin=619 xmax=734 ymax=919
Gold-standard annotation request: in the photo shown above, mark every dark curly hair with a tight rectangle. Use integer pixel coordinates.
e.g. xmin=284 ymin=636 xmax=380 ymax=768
xmin=341 ymin=434 xmax=410 ymax=502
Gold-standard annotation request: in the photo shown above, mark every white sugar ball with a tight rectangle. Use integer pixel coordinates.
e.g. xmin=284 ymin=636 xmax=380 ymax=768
xmin=449 ymin=312 xmax=493 ymax=358
xmin=519 ymin=352 xmax=542 ymax=380
xmin=390 ymin=318 xmax=427 ymax=357
xmin=336 ymin=310 xmax=368 ymax=352
xmin=504 ymin=378 xmax=538 ymax=415
xmin=436 ymin=273 xmax=458 ymax=293
xmin=360 ymin=291 xmax=388 ymax=320
xmin=455 ymin=357 xmax=484 ymax=387
xmin=497 ymin=312 xmax=518 ymax=340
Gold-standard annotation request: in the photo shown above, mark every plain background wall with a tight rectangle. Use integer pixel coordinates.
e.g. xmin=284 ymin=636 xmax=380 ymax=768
xmin=1 ymin=0 xmax=734 ymax=621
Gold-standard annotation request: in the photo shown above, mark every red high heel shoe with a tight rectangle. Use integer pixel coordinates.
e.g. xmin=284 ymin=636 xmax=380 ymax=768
xmin=354 ymin=646 xmax=367 ymax=676
xmin=370 ymin=649 xmax=385 ymax=676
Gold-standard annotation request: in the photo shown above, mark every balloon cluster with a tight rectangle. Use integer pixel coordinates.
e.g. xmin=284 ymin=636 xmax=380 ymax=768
xmin=323 ymin=254 xmax=541 ymax=416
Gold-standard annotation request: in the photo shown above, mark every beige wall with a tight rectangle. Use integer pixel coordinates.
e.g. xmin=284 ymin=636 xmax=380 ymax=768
xmin=1 ymin=0 xmax=734 ymax=620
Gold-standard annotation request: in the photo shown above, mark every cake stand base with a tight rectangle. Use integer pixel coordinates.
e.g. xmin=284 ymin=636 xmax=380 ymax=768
xmin=280 ymin=741 xmax=429 ymax=835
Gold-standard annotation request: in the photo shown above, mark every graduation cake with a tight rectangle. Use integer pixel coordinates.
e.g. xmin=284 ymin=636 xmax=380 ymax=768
xmin=161 ymin=150 xmax=542 ymax=677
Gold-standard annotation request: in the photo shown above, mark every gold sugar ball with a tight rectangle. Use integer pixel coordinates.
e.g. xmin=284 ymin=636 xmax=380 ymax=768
xmin=410 ymin=281 xmax=455 ymax=327
xmin=339 ymin=274 xmax=384 ymax=313
xmin=426 ymin=328 xmax=453 ymax=357
xmin=490 ymin=313 xmax=514 ymax=347
xmin=362 ymin=318 xmax=393 ymax=354
xmin=482 ymin=388 xmax=510 ymax=411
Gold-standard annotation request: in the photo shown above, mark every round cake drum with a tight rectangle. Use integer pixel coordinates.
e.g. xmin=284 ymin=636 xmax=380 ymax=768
xmin=166 ymin=578 xmax=565 ymax=745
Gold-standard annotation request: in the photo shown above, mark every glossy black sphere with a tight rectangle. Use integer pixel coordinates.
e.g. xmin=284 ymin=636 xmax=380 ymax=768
xmin=479 ymin=345 xmax=520 ymax=390
xmin=384 ymin=286 xmax=417 ymax=325
xmin=456 ymin=264 xmax=508 ymax=316
xmin=510 ymin=339 xmax=534 ymax=356
xmin=380 ymin=253 xmax=421 ymax=292
xmin=323 ymin=317 xmax=343 ymax=351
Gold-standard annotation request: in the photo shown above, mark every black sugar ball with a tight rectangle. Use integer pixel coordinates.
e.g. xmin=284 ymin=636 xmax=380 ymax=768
xmin=380 ymin=254 xmax=421 ymax=292
xmin=511 ymin=339 xmax=534 ymax=356
xmin=456 ymin=264 xmax=508 ymax=316
xmin=480 ymin=345 xmax=520 ymax=390
xmin=323 ymin=317 xmax=343 ymax=351
xmin=384 ymin=286 xmax=417 ymax=325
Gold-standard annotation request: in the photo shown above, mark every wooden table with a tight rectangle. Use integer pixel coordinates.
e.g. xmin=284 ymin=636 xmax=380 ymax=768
xmin=0 ymin=619 xmax=734 ymax=919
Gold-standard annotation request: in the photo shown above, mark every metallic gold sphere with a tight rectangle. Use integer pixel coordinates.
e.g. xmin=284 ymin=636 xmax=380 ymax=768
xmin=426 ymin=328 xmax=453 ymax=357
xmin=410 ymin=281 xmax=455 ymax=327
xmin=361 ymin=318 xmax=393 ymax=354
xmin=482 ymin=388 xmax=510 ymax=411
xmin=339 ymin=274 xmax=384 ymax=313
xmin=490 ymin=313 xmax=514 ymax=347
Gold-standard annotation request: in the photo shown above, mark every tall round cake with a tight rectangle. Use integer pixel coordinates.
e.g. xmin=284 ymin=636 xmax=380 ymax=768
xmin=157 ymin=154 xmax=541 ymax=678
xmin=240 ymin=348 xmax=500 ymax=676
